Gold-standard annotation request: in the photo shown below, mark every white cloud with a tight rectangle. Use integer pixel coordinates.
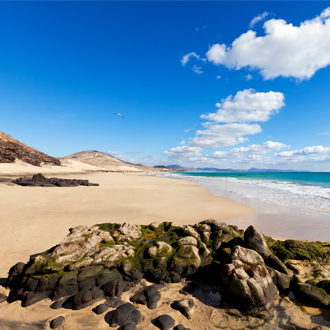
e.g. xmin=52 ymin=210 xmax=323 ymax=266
xmin=318 ymin=132 xmax=329 ymax=135
xmin=164 ymin=146 xmax=203 ymax=159
xmin=209 ymin=141 xmax=289 ymax=159
xmin=181 ymin=52 xmax=206 ymax=66
xmin=196 ymin=26 xmax=207 ymax=32
xmin=201 ymin=89 xmax=285 ymax=123
xmin=275 ymin=145 xmax=329 ymax=157
xmin=206 ymin=7 xmax=330 ymax=80
xmin=249 ymin=11 xmax=269 ymax=29
xmin=216 ymin=75 xmax=222 ymax=79
xmin=245 ymin=74 xmax=253 ymax=81
xmin=190 ymin=123 xmax=261 ymax=149
xmin=192 ymin=64 xmax=203 ymax=75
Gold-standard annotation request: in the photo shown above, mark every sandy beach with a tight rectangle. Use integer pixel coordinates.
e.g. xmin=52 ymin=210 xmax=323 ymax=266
xmin=1 ymin=165 xmax=330 ymax=330
xmin=0 ymin=166 xmax=253 ymax=279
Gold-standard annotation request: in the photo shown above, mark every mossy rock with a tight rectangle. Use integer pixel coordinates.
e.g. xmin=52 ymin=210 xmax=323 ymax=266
xmin=306 ymin=279 xmax=318 ymax=287
xmin=316 ymin=280 xmax=330 ymax=295
xmin=293 ymin=283 xmax=330 ymax=308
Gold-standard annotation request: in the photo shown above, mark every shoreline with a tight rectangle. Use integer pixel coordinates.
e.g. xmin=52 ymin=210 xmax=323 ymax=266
xmin=164 ymin=173 xmax=330 ymax=242
xmin=0 ymin=167 xmax=253 ymax=279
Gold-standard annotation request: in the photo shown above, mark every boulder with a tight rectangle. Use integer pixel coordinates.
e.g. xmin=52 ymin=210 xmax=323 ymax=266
xmin=267 ymin=267 xmax=290 ymax=292
xmin=48 ymin=225 xmax=113 ymax=267
xmin=316 ymin=280 xmax=330 ymax=295
xmin=50 ymin=316 xmax=65 ymax=329
xmin=265 ymin=254 xmax=289 ymax=275
xmin=116 ymin=223 xmax=142 ymax=241
xmin=93 ymin=303 xmax=108 ymax=315
xmin=293 ymin=283 xmax=330 ymax=308
xmin=130 ymin=284 xmax=161 ymax=309
xmin=170 ymin=245 xmax=201 ymax=276
xmin=220 ymin=245 xmax=278 ymax=312
xmin=148 ymin=241 xmax=173 ymax=258
xmin=0 ymin=294 xmax=7 ymax=303
xmin=244 ymin=225 xmax=271 ymax=259
xmin=156 ymin=314 xmax=175 ymax=330
xmin=110 ymin=303 xmax=141 ymax=327
xmin=178 ymin=236 xmax=198 ymax=247
xmin=171 ymin=299 xmax=195 ymax=319
xmin=122 ymin=323 xmax=138 ymax=330
xmin=22 ymin=290 xmax=52 ymax=307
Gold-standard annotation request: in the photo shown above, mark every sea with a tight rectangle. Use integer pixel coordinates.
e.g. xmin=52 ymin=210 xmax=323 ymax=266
xmin=158 ymin=171 xmax=330 ymax=241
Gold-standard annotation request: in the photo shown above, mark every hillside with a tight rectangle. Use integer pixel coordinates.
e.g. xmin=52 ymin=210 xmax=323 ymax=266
xmin=0 ymin=131 xmax=61 ymax=167
xmin=60 ymin=150 xmax=155 ymax=172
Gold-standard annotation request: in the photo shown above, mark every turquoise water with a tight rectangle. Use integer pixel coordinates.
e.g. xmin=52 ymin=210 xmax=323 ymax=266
xmin=179 ymin=172 xmax=330 ymax=189
xmin=161 ymin=172 xmax=330 ymax=213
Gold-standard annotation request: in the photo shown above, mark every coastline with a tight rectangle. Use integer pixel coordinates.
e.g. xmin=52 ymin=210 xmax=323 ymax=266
xmin=164 ymin=173 xmax=330 ymax=242
xmin=0 ymin=167 xmax=253 ymax=279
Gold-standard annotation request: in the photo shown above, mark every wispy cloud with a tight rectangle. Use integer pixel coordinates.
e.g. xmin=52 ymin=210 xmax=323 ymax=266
xmin=249 ymin=11 xmax=269 ymax=29
xmin=196 ymin=25 xmax=207 ymax=32
xmin=245 ymin=74 xmax=253 ymax=81
xmin=192 ymin=64 xmax=203 ymax=75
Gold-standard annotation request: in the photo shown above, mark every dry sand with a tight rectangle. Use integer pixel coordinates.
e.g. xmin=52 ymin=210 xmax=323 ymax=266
xmin=0 ymin=167 xmax=253 ymax=279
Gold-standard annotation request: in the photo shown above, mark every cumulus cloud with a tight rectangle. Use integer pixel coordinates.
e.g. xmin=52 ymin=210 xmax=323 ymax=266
xmin=164 ymin=146 xmax=203 ymax=159
xmin=208 ymin=141 xmax=289 ymax=159
xmin=206 ymin=7 xmax=330 ymax=80
xmin=201 ymin=89 xmax=285 ymax=123
xmin=164 ymin=89 xmax=286 ymax=160
xmin=190 ymin=123 xmax=261 ymax=149
xmin=275 ymin=146 xmax=330 ymax=157
xmin=249 ymin=11 xmax=269 ymax=29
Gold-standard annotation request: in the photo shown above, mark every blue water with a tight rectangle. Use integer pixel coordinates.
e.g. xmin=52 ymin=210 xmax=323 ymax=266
xmin=180 ymin=172 xmax=330 ymax=189
xmin=161 ymin=172 xmax=330 ymax=213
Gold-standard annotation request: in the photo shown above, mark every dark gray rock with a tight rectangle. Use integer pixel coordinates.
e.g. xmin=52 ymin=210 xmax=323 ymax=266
xmin=93 ymin=303 xmax=108 ymax=315
xmin=50 ymin=297 xmax=68 ymax=309
xmin=293 ymin=283 xmax=330 ymax=308
xmin=156 ymin=315 xmax=175 ymax=330
xmin=110 ymin=303 xmax=141 ymax=327
xmin=13 ymin=173 xmax=99 ymax=187
xmin=22 ymin=290 xmax=52 ymax=307
xmin=77 ymin=266 xmax=103 ymax=282
xmin=265 ymin=254 xmax=289 ymax=275
xmin=174 ymin=325 xmax=191 ymax=330
xmin=267 ymin=267 xmax=290 ymax=292
xmin=50 ymin=316 xmax=65 ymax=329
xmin=105 ymin=297 xmax=126 ymax=308
xmin=244 ymin=225 xmax=271 ymax=259
xmin=122 ymin=323 xmax=138 ymax=330
xmin=171 ymin=299 xmax=195 ymax=319
xmin=316 ymin=280 xmax=330 ymax=295
xmin=96 ymin=269 xmax=121 ymax=287
xmin=130 ymin=284 xmax=161 ymax=309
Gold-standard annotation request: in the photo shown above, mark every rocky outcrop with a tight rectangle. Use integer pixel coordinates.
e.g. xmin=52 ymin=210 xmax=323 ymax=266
xmin=220 ymin=245 xmax=278 ymax=312
xmin=4 ymin=218 xmax=330 ymax=326
xmin=13 ymin=173 xmax=99 ymax=187
xmin=0 ymin=131 xmax=60 ymax=166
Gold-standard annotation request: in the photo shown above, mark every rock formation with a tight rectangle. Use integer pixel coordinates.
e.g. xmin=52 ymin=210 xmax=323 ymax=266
xmin=0 ymin=131 xmax=60 ymax=166
xmin=3 ymin=220 xmax=330 ymax=329
xmin=13 ymin=173 xmax=99 ymax=187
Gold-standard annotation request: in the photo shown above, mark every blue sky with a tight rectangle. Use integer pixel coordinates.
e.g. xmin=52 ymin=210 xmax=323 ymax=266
xmin=1 ymin=2 xmax=330 ymax=171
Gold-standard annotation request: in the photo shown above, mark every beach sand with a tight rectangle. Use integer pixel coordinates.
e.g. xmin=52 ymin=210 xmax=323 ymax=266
xmin=1 ymin=165 xmax=330 ymax=330
xmin=0 ymin=167 xmax=253 ymax=279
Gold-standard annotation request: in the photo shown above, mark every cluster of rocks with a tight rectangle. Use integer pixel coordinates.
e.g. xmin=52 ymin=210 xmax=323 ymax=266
xmin=0 ymin=131 xmax=61 ymax=166
xmin=13 ymin=173 xmax=99 ymax=187
xmin=2 ymin=220 xmax=330 ymax=329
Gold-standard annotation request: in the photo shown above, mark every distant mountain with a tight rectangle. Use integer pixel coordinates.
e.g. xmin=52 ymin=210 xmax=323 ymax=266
xmin=61 ymin=150 xmax=155 ymax=172
xmin=160 ymin=164 xmax=308 ymax=173
xmin=0 ymin=131 xmax=60 ymax=167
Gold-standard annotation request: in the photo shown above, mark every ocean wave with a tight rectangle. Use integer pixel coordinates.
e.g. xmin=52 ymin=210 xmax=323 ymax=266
xmin=160 ymin=173 xmax=330 ymax=213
